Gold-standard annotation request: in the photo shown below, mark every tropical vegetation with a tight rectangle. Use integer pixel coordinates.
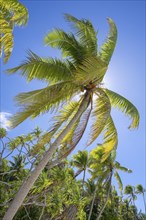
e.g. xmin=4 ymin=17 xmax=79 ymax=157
xmin=0 ymin=128 xmax=145 ymax=219
xmin=0 ymin=0 xmax=28 ymax=63
xmin=1 ymin=13 xmax=140 ymax=219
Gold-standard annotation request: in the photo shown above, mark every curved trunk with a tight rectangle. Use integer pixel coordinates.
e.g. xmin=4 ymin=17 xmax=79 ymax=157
xmin=88 ymin=184 xmax=98 ymax=220
xmin=3 ymin=93 xmax=90 ymax=220
xmin=96 ymin=174 xmax=112 ymax=220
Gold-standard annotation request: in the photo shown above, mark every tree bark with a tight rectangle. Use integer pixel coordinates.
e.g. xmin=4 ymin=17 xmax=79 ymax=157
xmin=88 ymin=184 xmax=98 ymax=220
xmin=3 ymin=93 xmax=90 ymax=220
xmin=82 ymin=169 xmax=86 ymax=189
xmin=96 ymin=174 xmax=112 ymax=220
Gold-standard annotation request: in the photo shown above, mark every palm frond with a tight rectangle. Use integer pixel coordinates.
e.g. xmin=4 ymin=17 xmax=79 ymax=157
xmin=64 ymin=13 xmax=97 ymax=55
xmin=88 ymin=88 xmax=111 ymax=146
xmin=104 ymin=89 xmax=140 ymax=129
xmin=114 ymin=171 xmax=123 ymax=192
xmin=10 ymin=81 xmax=79 ymax=128
xmin=32 ymin=101 xmax=80 ymax=153
xmin=100 ymin=116 xmax=118 ymax=162
xmin=58 ymin=103 xmax=92 ymax=157
xmin=115 ymin=162 xmax=132 ymax=173
xmin=69 ymin=104 xmax=92 ymax=147
xmin=44 ymin=28 xmax=86 ymax=63
xmin=99 ymin=18 xmax=117 ymax=64
xmin=7 ymin=50 xmax=74 ymax=82
xmin=74 ymin=56 xmax=107 ymax=86
xmin=0 ymin=0 xmax=28 ymax=26
xmin=0 ymin=16 xmax=13 ymax=63
xmin=72 ymin=150 xmax=88 ymax=168
xmin=0 ymin=0 xmax=28 ymax=62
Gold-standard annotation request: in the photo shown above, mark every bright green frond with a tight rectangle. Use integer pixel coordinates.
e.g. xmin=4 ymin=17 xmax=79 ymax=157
xmin=0 ymin=16 xmax=13 ymax=63
xmin=7 ymin=50 xmax=74 ymax=82
xmin=104 ymin=89 xmax=140 ymax=129
xmin=74 ymin=56 xmax=107 ymax=86
xmin=100 ymin=116 xmax=118 ymax=162
xmin=32 ymin=101 xmax=80 ymax=153
xmin=40 ymin=96 xmax=91 ymax=157
xmin=10 ymin=82 xmax=79 ymax=128
xmin=99 ymin=18 xmax=117 ymax=64
xmin=44 ymin=28 xmax=86 ymax=63
xmin=0 ymin=0 xmax=28 ymax=62
xmin=0 ymin=0 xmax=28 ymax=26
xmin=64 ymin=13 xmax=97 ymax=55
xmin=114 ymin=171 xmax=123 ymax=192
xmin=88 ymin=88 xmax=111 ymax=146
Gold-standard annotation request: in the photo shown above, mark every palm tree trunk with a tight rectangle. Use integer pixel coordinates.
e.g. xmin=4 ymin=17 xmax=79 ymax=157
xmin=96 ymin=175 xmax=112 ymax=220
xmin=142 ymin=193 xmax=146 ymax=214
xmin=3 ymin=93 xmax=90 ymax=220
xmin=88 ymin=184 xmax=98 ymax=220
xmin=82 ymin=169 xmax=86 ymax=189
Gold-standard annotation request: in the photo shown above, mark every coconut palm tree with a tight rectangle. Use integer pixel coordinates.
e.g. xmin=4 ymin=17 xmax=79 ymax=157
xmin=87 ymin=148 xmax=132 ymax=220
xmin=136 ymin=184 xmax=146 ymax=214
xmin=71 ymin=150 xmax=89 ymax=188
xmin=124 ymin=185 xmax=137 ymax=220
xmin=0 ymin=0 xmax=28 ymax=63
xmin=3 ymin=14 xmax=139 ymax=219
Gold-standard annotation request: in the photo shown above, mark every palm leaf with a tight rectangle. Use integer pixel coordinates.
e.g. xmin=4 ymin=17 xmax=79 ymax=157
xmin=10 ymin=81 xmax=79 ymax=128
xmin=104 ymin=89 xmax=140 ymax=129
xmin=7 ymin=50 xmax=74 ymax=82
xmin=44 ymin=28 xmax=86 ymax=64
xmin=58 ymin=102 xmax=92 ymax=158
xmin=115 ymin=162 xmax=132 ymax=173
xmin=32 ymin=101 xmax=80 ymax=153
xmin=74 ymin=56 xmax=107 ymax=86
xmin=114 ymin=171 xmax=123 ymax=192
xmin=100 ymin=116 xmax=118 ymax=162
xmin=87 ymin=88 xmax=111 ymax=146
xmin=99 ymin=17 xmax=117 ymax=64
xmin=0 ymin=16 xmax=13 ymax=63
xmin=0 ymin=0 xmax=28 ymax=62
xmin=0 ymin=0 xmax=28 ymax=26
xmin=64 ymin=13 xmax=97 ymax=55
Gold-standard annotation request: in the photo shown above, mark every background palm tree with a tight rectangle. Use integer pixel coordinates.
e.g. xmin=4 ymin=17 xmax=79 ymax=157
xmin=0 ymin=0 xmax=28 ymax=63
xmin=136 ymin=184 xmax=146 ymax=214
xmin=4 ymin=14 xmax=139 ymax=219
xmin=71 ymin=150 xmax=89 ymax=189
xmin=124 ymin=184 xmax=137 ymax=220
xmin=88 ymin=147 xmax=132 ymax=220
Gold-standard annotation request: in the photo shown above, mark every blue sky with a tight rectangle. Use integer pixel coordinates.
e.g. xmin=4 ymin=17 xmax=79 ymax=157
xmin=0 ymin=0 xmax=145 ymax=212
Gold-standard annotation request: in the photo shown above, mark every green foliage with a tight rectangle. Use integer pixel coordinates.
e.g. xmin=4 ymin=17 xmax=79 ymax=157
xmin=0 ymin=130 xmax=145 ymax=219
xmin=0 ymin=128 xmax=7 ymax=138
xmin=99 ymin=18 xmax=117 ymax=64
xmin=0 ymin=0 xmax=28 ymax=63
xmin=104 ymin=89 xmax=140 ymax=129
xmin=3 ymin=14 xmax=141 ymax=219
xmin=6 ymin=14 xmax=139 ymax=161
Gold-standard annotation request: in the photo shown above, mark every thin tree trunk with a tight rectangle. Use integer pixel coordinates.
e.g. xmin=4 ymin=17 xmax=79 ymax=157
xmin=96 ymin=175 xmax=112 ymax=220
xmin=82 ymin=169 xmax=86 ymax=189
xmin=88 ymin=184 xmax=98 ymax=220
xmin=142 ymin=193 xmax=146 ymax=214
xmin=3 ymin=93 xmax=90 ymax=220
xmin=132 ymin=194 xmax=137 ymax=220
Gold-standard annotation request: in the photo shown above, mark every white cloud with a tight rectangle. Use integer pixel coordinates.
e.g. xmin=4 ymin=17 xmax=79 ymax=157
xmin=0 ymin=112 xmax=12 ymax=130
